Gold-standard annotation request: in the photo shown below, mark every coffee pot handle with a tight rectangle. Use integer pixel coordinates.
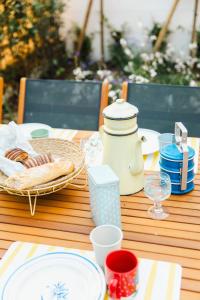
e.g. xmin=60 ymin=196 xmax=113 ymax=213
xmin=129 ymin=135 xmax=144 ymax=175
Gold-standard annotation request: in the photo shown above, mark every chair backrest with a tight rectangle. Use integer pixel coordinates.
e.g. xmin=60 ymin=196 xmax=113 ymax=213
xmin=18 ymin=79 xmax=109 ymax=130
xmin=0 ymin=77 xmax=3 ymax=123
xmin=122 ymin=82 xmax=200 ymax=137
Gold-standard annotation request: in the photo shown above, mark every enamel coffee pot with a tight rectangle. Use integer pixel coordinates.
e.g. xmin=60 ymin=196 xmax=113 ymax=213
xmin=101 ymin=99 xmax=144 ymax=195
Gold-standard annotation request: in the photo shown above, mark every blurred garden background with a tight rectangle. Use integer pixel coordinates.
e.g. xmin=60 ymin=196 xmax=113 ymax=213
xmin=0 ymin=0 xmax=200 ymax=121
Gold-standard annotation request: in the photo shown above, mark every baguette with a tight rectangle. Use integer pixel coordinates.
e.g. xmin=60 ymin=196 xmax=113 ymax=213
xmin=5 ymin=159 xmax=74 ymax=190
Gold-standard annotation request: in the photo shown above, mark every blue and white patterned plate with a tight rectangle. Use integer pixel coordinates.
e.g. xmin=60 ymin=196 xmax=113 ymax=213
xmin=1 ymin=252 xmax=106 ymax=300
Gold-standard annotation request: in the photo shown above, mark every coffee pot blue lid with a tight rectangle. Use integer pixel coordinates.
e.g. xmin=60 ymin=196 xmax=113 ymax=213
xmin=161 ymin=144 xmax=195 ymax=161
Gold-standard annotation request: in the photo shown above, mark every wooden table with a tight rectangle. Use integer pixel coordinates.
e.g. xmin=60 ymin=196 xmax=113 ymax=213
xmin=0 ymin=131 xmax=199 ymax=299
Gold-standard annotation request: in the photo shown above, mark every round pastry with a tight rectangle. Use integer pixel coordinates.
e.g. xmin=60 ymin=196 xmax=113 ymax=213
xmin=22 ymin=157 xmax=37 ymax=168
xmin=34 ymin=153 xmax=53 ymax=166
xmin=23 ymin=153 xmax=53 ymax=168
xmin=5 ymin=148 xmax=29 ymax=162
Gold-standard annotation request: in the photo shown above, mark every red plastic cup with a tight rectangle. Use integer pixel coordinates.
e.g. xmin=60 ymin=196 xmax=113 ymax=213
xmin=105 ymin=250 xmax=139 ymax=299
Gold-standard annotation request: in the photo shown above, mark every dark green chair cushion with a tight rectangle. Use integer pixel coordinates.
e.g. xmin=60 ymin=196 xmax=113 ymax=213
xmin=24 ymin=79 xmax=102 ymax=130
xmin=127 ymin=83 xmax=200 ymax=136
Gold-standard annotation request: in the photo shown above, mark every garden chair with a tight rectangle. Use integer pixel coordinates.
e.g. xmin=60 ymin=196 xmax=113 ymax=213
xmin=0 ymin=77 xmax=3 ymax=123
xmin=121 ymin=82 xmax=200 ymax=137
xmin=18 ymin=78 xmax=109 ymax=130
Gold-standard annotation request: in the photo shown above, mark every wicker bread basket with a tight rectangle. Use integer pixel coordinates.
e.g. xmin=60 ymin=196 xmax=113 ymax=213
xmin=0 ymin=139 xmax=85 ymax=215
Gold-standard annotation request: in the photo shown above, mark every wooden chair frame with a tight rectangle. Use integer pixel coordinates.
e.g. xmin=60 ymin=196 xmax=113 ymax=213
xmin=121 ymin=81 xmax=128 ymax=101
xmin=0 ymin=77 xmax=4 ymax=123
xmin=18 ymin=78 xmax=109 ymax=128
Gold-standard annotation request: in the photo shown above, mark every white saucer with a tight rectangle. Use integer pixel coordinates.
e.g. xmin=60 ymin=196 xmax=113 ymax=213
xmin=19 ymin=123 xmax=52 ymax=139
xmin=138 ymin=128 xmax=160 ymax=155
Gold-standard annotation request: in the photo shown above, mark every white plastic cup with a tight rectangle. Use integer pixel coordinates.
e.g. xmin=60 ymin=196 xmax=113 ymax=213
xmin=90 ymin=224 xmax=123 ymax=268
xmin=159 ymin=133 xmax=175 ymax=152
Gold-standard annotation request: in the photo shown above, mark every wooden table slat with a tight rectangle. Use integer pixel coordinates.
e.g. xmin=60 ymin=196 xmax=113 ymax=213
xmin=0 ymin=130 xmax=199 ymax=299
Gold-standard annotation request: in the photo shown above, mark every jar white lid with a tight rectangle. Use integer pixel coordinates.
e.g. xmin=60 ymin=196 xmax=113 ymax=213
xmin=103 ymin=99 xmax=138 ymax=119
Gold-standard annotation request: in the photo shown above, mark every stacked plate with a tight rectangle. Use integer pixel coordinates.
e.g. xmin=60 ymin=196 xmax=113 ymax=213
xmin=160 ymin=143 xmax=195 ymax=194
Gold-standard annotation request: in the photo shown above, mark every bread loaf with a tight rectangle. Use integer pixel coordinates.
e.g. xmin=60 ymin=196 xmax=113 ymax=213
xmin=5 ymin=159 xmax=74 ymax=190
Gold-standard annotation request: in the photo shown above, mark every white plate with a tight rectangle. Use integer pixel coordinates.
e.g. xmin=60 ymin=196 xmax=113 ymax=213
xmin=138 ymin=128 xmax=160 ymax=155
xmin=19 ymin=123 xmax=52 ymax=139
xmin=1 ymin=252 xmax=106 ymax=300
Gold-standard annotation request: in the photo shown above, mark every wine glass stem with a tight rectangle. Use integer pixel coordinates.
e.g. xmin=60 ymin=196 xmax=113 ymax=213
xmin=154 ymin=201 xmax=163 ymax=212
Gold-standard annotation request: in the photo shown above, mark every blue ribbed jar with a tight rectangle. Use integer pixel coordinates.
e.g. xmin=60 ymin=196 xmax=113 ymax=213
xmin=160 ymin=143 xmax=195 ymax=194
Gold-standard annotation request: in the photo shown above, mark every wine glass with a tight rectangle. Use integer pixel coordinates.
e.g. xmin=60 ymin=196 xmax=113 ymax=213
xmin=80 ymin=133 xmax=103 ymax=167
xmin=144 ymin=172 xmax=171 ymax=220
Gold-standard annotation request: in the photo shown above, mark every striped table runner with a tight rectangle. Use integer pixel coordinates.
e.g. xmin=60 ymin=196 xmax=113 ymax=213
xmin=52 ymin=130 xmax=199 ymax=174
xmin=51 ymin=128 xmax=78 ymax=141
xmin=0 ymin=242 xmax=182 ymax=300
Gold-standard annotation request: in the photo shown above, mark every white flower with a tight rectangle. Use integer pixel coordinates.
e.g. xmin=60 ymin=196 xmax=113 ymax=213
xmin=189 ymin=80 xmax=197 ymax=87
xmin=142 ymin=65 xmax=149 ymax=71
xmin=155 ymin=52 xmax=162 ymax=58
xmin=141 ymin=53 xmax=150 ymax=62
xmin=107 ymin=75 xmax=114 ymax=82
xmin=158 ymin=58 xmax=164 ymax=64
xmin=186 ymin=56 xmax=197 ymax=68
xmin=124 ymin=61 xmax=134 ymax=73
xmin=109 ymin=90 xmax=117 ymax=98
xmin=109 ymin=89 xmax=120 ymax=101
xmin=97 ymin=70 xmax=104 ymax=79
xmin=120 ymin=38 xmax=127 ymax=48
xmin=124 ymin=48 xmax=134 ymax=59
xmin=73 ymin=67 xmax=85 ymax=80
xmin=136 ymin=75 xmax=149 ymax=83
xmin=149 ymin=68 xmax=157 ymax=78
xmin=175 ymin=60 xmax=186 ymax=72
xmin=97 ymin=70 xmax=112 ymax=80
xmin=150 ymin=35 xmax=157 ymax=41
xmin=197 ymin=63 xmax=200 ymax=69
xmin=83 ymin=70 xmax=92 ymax=77
xmin=128 ymin=61 xmax=134 ymax=68
xmin=73 ymin=67 xmax=93 ymax=80
xmin=189 ymin=43 xmax=197 ymax=50
xmin=152 ymin=61 xmax=157 ymax=69
xmin=149 ymin=53 xmax=154 ymax=60
xmin=165 ymin=43 xmax=175 ymax=57
xmin=73 ymin=67 xmax=81 ymax=75
xmin=129 ymin=74 xmax=149 ymax=83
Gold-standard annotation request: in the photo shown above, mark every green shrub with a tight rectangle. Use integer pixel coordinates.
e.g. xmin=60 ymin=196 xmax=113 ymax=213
xmin=0 ymin=0 xmax=68 ymax=121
